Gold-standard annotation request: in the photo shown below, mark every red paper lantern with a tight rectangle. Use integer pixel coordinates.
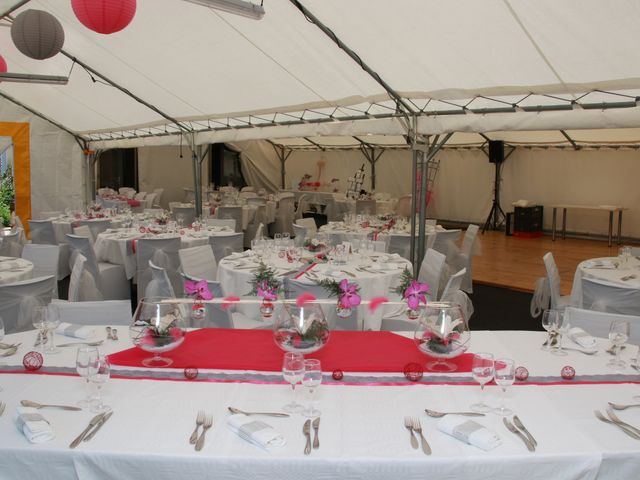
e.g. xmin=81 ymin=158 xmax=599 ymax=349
xmin=71 ymin=0 xmax=137 ymax=35
xmin=0 ymin=55 xmax=7 ymax=73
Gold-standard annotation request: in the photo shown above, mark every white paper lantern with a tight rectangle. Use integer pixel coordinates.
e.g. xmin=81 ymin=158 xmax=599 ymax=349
xmin=11 ymin=9 xmax=65 ymax=60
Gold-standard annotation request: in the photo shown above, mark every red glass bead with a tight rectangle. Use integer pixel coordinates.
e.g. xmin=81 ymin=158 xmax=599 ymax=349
xmin=561 ymin=365 xmax=575 ymax=380
xmin=23 ymin=351 xmax=43 ymax=371
xmin=403 ymin=362 xmax=424 ymax=382
xmin=515 ymin=366 xmax=529 ymax=381
xmin=332 ymin=369 xmax=344 ymax=381
xmin=184 ymin=367 xmax=199 ymax=380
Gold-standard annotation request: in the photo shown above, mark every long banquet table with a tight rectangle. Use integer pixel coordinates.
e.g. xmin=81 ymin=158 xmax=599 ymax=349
xmin=1 ymin=327 xmax=640 ymax=479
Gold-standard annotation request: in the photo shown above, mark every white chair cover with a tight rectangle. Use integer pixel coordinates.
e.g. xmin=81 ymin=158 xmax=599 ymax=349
xmin=72 ymin=224 xmax=94 ymax=244
xmin=295 ymin=218 xmax=317 ymax=237
xmin=0 ymin=275 xmax=55 ymax=333
xmin=394 ymin=195 xmax=412 ymax=218
xmin=530 ymin=277 xmax=550 ymax=318
xmin=581 ymin=277 xmax=640 ymax=316
xmin=294 ymin=194 xmax=310 ymax=220
xmin=239 ymin=191 xmax=258 ymax=199
xmin=205 ymin=218 xmax=236 ymax=230
xmin=543 ymin=252 xmax=571 ymax=310
xmin=50 ymin=299 xmax=132 ymax=326
xmin=441 ymin=268 xmax=467 ymax=301
xmin=564 ymin=306 xmax=640 ymax=344
xmin=418 ymin=248 xmax=446 ymax=301
xmin=39 ymin=211 xmax=62 ymax=220
xmin=0 ymin=231 xmax=23 ymax=257
xmin=28 ymin=220 xmax=57 ymax=245
xmin=387 ymin=234 xmax=411 ymax=260
xmin=208 ymin=233 xmax=244 ymax=263
xmin=431 ymin=230 xmax=462 ymax=264
xmin=143 ymin=193 xmax=157 ymax=209
xmin=292 ymin=224 xmax=307 ymax=245
xmin=135 ymin=192 xmax=147 ymax=200
xmin=136 ymin=237 xmax=182 ymax=297
xmin=145 ymin=261 xmax=176 ymax=298
xmin=179 ymin=245 xmax=217 ymax=282
xmin=22 ymin=244 xmax=60 ymax=298
xmin=78 ymin=219 xmax=111 ymax=241
xmin=173 ymin=206 xmax=196 ymax=227
xmin=153 ymin=188 xmax=164 ymax=207
xmin=451 ymin=224 xmax=480 ymax=293
xmin=68 ymin=254 xmax=102 ymax=302
xmin=216 ymin=206 xmax=243 ymax=233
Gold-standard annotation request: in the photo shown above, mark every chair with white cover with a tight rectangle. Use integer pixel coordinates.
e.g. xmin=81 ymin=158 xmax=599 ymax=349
xmin=205 ymin=218 xmax=236 ymax=230
xmin=134 ymin=192 xmax=147 ymax=201
xmin=22 ymin=244 xmax=60 ymax=298
xmin=28 ymin=220 xmax=57 ymax=245
xmin=564 ymin=306 xmax=640 ymax=344
xmin=145 ymin=261 xmax=176 ymax=298
xmin=66 ymin=234 xmax=130 ymax=301
xmin=73 ymin=224 xmax=94 ymax=243
xmin=173 ymin=206 xmax=196 ymax=227
xmin=0 ymin=230 xmax=23 ymax=257
xmin=295 ymin=217 xmax=317 ymax=238
xmin=78 ymin=219 xmax=111 ymax=243
xmin=50 ymin=299 xmax=132 ymax=326
xmin=387 ymin=234 xmax=412 ymax=260
xmin=244 ymin=205 xmax=266 ymax=247
xmin=272 ymin=196 xmax=295 ymax=236
xmin=152 ymin=188 xmax=164 ymax=208
xmin=216 ymin=206 xmax=243 ymax=233
xmin=355 ymin=199 xmax=377 ymax=215
xmin=0 ymin=275 xmax=56 ymax=333
xmin=39 ymin=211 xmax=62 ymax=220
xmin=294 ymin=194 xmax=310 ymax=220
xmin=136 ymin=237 xmax=182 ymax=298
xmin=580 ymin=277 xmax=640 ymax=316
xmin=179 ymin=245 xmax=217 ymax=281
xmin=440 ymin=268 xmax=467 ymax=302
xmin=431 ymin=229 xmax=462 ymax=264
xmin=292 ymin=224 xmax=307 ymax=246
xmin=144 ymin=192 xmax=157 ymax=210
xmin=239 ymin=191 xmax=258 ymax=200
xmin=67 ymin=254 xmax=102 ymax=302
xmin=451 ymin=224 xmax=479 ymax=293
xmin=208 ymin=233 xmax=244 ymax=262
xmin=417 ymin=248 xmax=447 ymax=301
xmin=395 ymin=195 xmax=412 ymax=218
xmin=543 ymin=252 xmax=571 ymax=311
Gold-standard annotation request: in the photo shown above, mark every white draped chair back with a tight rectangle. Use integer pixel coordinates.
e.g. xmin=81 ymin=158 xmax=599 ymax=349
xmin=135 ymin=192 xmax=147 ymax=201
xmin=394 ymin=195 xmax=412 ymax=218
xmin=68 ymin=254 xmax=102 ymax=302
xmin=371 ymin=238 xmax=388 ymax=253
xmin=144 ymin=192 xmax=157 ymax=209
xmin=28 ymin=220 xmax=57 ymax=245
xmin=431 ymin=229 xmax=462 ymax=264
xmin=387 ymin=234 xmax=411 ymax=260
xmin=136 ymin=237 xmax=182 ymax=298
xmin=245 ymin=205 xmax=266 ymax=247
xmin=39 ymin=211 xmax=62 ymax=220
xmin=564 ymin=306 xmax=640 ymax=343
xmin=145 ymin=261 xmax=176 ymax=298
xmin=417 ymin=248 xmax=446 ymax=301
xmin=205 ymin=218 xmax=236 ymax=230
xmin=0 ymin=275 xmax=55 ymax=333
xmin=294 ymin=194 xmax=310 ymax=220
xmin=78 ymin=219 xmax=111 ymax=241
xmin=292 ymin=224 xmax=307 ymax=245
xmin=178 ymin=245 xmax=217 ymax=282
xmin=454 ymin=224 xmax=480 ymax=293
xmin=441 ymin=268 xmax=467 ymax=302
xmin=73 ymin=224 xmax=94 ymax=244
xmin=216 ymin=206 xmax=243 ymax=233
xmin=295 ymin=218 xmax=317 ymax=238
xmin=173 ymin=206 xmax=196 ymax=226
xmin=208 ymin=233 xmax=244 ymax=263
xmin=22 ymin=244 xmax=60 ymax=298
xmin=50 ymin=299 xmax=132 ymax=326
xmin=0 ymin=230 xmax=23 ymax=257
xmin=581 ymin=277 xmax=640 ymax=316
xmin=543 ymin=252 xmax=571 ymax=311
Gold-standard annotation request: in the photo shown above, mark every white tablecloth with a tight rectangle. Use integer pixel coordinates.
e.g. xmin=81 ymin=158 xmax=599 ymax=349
xmin=570 ymin=256 xmax=640 ymax=307
xmin=0 ymin=329 xmax=639 ymax=479
xmin=50 ymin=216 xmax=125 ymax=244
xmin=0 ymin=256 xmax=33 ymax=285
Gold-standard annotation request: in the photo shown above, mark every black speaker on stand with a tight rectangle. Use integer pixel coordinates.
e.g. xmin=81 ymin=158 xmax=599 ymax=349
xmin=483 ymin=140 xmax=506 ymax=233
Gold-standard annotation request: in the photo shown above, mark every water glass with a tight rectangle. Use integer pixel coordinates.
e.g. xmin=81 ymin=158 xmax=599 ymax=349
xmin=89 ymin=354 xmax=111 ymax=413
xmin=282 ymin=352 xmax=305 ymax=413
xmin=32 ymin=306 xmax=47 ymax=351
xmin=76 ymin=346 xmax=99 ymax=408
xmin=302 ymin=359 xmax=322 ymax=418
xmin=43 ymin=306 xmax=61 ymax=355
xmin=619 ymin=246 xmax=632 ymax=269
xmin=470 ymin=352 xmax=494 ymax=413
xmin=494 ymin=357 xmax=515 ymax=416
xmin=607 ymin=319 xmax=630 ymax=370
xmin=551 ymin=311 xmax=570 ymax=356
xmin=541 ymin=309 xmax=560 ymax=351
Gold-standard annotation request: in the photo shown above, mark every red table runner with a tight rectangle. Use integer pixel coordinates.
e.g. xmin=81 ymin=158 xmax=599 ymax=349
xmin=108 ymin=329 xmax=473 ymax=373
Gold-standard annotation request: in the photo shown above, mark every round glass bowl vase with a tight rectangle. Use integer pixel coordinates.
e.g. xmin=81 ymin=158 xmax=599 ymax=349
xmin=130 ymin=297 xmax=187 ymax=367
xmin=273 ymin=302 xmax=330 ymax=355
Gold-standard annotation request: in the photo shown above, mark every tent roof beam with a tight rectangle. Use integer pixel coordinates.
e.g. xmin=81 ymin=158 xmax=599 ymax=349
xmin=560 ymin=129 xmax=581 ymax=150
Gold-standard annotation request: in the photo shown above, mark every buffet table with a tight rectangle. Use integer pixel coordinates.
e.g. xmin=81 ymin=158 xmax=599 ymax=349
xmin=0 ymin=327 xmax=639 ymax=479
xmin=551 ymin=204 xmax=627 ymax=247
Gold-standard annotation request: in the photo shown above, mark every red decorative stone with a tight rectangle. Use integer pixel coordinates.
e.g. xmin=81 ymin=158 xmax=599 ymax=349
xmin=184 ymin=367 xmax=199 ymax=380
xmin=23 ymin=351 xmax=43 ymax=371
xmin=561 ymin=365 xmax=575 ymax=380
xmin=515 ymin=366 xmax=529 ymax=381
xmin=403 ymin=362 xmax=424 ymax=382
xmin=331 ymin=369 xmax=344 ymax=381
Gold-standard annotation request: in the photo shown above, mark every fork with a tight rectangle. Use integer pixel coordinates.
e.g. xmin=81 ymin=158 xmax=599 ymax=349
xmin=606 ymin=407 xmax=640 ymax=436
xmin=404 ymin=416 xmax=418 ymax=449
xmin=189 ymin=410 xmax=205 ymax=444
xmin=594 ymin=410 xmax=640 ymax=439
xmin=411 ymin=417 xmax=431 ymax=455
xmin=195 ymin=414 xmax=213 ymax=451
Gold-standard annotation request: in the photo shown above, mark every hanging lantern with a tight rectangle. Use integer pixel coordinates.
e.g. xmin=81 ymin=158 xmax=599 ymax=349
xmin=11 ymin=9 xmax=65 ymax=60
xmin=71 ymin=0 xmax=137 ymax=35
xmin=0 ymin=55 xmax=7 ymax=73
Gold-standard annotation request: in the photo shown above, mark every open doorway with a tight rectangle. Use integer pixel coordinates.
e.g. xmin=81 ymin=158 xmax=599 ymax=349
xmin=98 ymin=148 xmax=138 ymax=191
xmin=0 ymin=137 xmax=14 ymax=227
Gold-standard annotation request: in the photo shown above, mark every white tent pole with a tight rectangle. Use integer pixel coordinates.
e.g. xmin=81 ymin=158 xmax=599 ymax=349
xmin=270 ymin=143 xmax=292 ymax=189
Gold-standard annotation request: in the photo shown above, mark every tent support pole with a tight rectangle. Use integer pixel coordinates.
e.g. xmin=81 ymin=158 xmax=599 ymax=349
xmin=190 ymin=134 xmax=203 ymax=218
xmin=359 ymin=145 xmax=384 ymax=191
xmin=85 ymin=149 xmax=99 ymax=206
xmin=272 ymin=144 xmax=292 ymax=189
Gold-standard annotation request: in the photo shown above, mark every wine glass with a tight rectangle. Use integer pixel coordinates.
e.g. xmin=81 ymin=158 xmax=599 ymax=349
xmin=494 ymin=357 xmax=515 ymax=416
xmin=32 ymin=306 xmax=47 ymax=351
xmin=89 ymin=354 xmax=111 ymax=413
xmin=541 ymin=309 xmax=559 ymax=351
xmin=551 ymin=311 xmax=570 ymax=356
xmin=76 ymin=346 xmax=99 ymax=408
xmin=302 ymin=359 xmax=322 ymax=418
xmin=175 ymin=213 xmax=185 ymax=228
xmin=470 ymin=352 xmax=494 ymax=413
xmin=281 ymin=352 xmax=305 ymax=413
xmin=607 ymin=319 xmax=630 ymax=370
xmin=43 ymin=305 xmax=61 ymax=355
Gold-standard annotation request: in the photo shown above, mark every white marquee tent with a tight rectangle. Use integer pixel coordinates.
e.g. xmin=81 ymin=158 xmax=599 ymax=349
xmin=1 ymin=0 xmax=640 ymax=239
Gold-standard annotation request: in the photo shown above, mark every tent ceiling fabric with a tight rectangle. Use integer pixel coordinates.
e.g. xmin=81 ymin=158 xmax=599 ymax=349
xmin=1 ymin=0 xmax=640 ymax=148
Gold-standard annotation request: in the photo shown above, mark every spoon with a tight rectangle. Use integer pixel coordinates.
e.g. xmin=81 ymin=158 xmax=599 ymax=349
xmin=608 ymin=402 xmax=640 ymax=411
xmin=424 ymin=408 xmax=485 ymax=418
xmin=21 ymin=400 xmax=82 ymax=411
xmin=106 ymin=326 xmax=112 ymax=340
xmin=0 ymin=346 xmax=18 ymax=357
xmin=227 ymin=407 xmax=290 ymax=417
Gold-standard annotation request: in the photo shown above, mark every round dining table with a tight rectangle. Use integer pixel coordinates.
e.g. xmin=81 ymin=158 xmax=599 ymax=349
xmin=570 ymin=256 xmax=640 ymax=308
xmin=0 ymin=256 xmax=34 ymax=285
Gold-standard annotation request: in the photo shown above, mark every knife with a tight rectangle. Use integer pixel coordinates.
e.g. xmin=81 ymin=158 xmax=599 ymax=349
xmin=513 ymin=415 xmax=537 ymax=447
xmin=70 ymin=413 xmax=105 ymax=449
xmin=84 ymin=412 xmax=113 ymax=442
xmin=303 ymin=419 xmax=312 ymax=455
xmin=312 ymin=417 xmax=320 ymax=449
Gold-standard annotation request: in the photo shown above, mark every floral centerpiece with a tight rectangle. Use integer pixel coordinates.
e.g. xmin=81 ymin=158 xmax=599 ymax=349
xmin=154 ymin=211 xmax=171 ymax=225
xmin=393 ymin=268 xmax=429 ymax=319
xmin=316 ymin=278 xmax=361 ymax=317
xmin=249 ymin=262 xmax=283 ymax=318
xmin=303 ymin=238 xmax=327 ymax=252
xmin=184 ymin=279 xmax=213 ymax=321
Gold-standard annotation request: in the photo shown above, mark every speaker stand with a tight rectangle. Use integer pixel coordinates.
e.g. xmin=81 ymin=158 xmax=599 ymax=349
xmin=482 ymin=161 xmax=505 ymax=233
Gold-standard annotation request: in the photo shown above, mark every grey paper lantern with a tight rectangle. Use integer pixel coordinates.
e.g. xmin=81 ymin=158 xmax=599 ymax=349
xmin=11 ymin=9 xmax=65 ymax=60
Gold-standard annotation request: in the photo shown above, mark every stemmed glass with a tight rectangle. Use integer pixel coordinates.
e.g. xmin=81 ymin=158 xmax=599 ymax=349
xmin=43 ymin=306 xmax=61 ymax=355
xmin=76 ymin=346 xmax=99 ymax=408
xmin=282 ymin=352 xmax=305 ymax=413
xmin=541 ymin=309 xmax=559 ymax=351
xmin=494 ymin=357 xmax=515 ymax=416
xmin=607 ymin=319 xmax=630 ymax=370
xmin=470 ymin=352 xmax=495 ymax=413
xmin=32 ymin=306 xmax=47 ymax=352
xmin=89 ymin=354 xmax=111 ymax=413
xmin=302 ymin=359 xmax=322 ymax=418
xmin=551 ymin=311 xmax=570 ymax=356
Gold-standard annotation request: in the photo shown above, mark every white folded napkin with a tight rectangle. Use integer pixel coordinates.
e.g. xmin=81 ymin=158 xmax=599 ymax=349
xmin=437 ymin=415 xmax=501 ymax=451
xmin=583 ymin=259 xmax=616 ymax=269
xmin=227 ymin=414 xmax=285 ymax=450
xmin=14 ymin=407 xmax=55 ymax=443
xmin=56 ymin=322 xmax=95 ymax=340
xmin=568 ymin=327 xmax=597 ymax=349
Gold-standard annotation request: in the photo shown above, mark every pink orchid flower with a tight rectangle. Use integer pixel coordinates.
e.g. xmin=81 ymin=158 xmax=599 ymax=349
xmin=256 ymin=281 xmax=277 ymax=301
xmin=339 ymin=279 xmax=361 ymax=308
xmin=404 ymin=280 xmax=429 ymax=310
xmin=184 ymin=279 xmax=213 ymax=301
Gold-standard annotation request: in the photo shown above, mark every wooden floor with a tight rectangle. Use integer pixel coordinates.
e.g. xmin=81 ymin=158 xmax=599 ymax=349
xmin=472 ymin=231 xmax=638 ymax=295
